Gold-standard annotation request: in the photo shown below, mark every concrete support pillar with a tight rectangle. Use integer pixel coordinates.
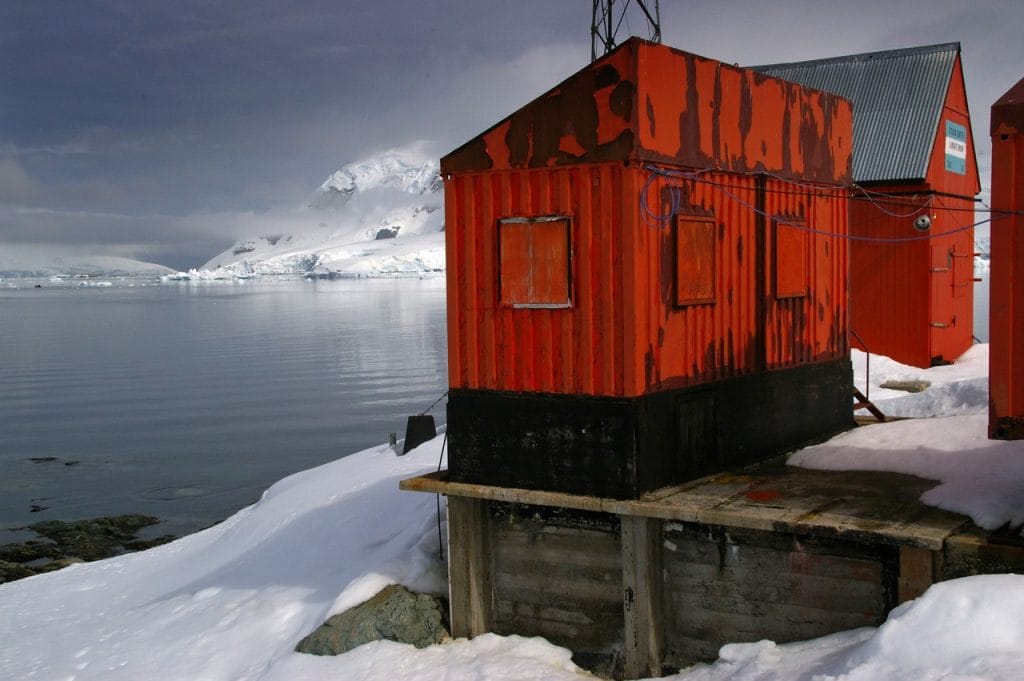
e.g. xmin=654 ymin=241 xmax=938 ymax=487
xmin=990 ymin=77 xmax=1024 ymax=440
xmin=620 ymin=515 xmax=663 ymax=679
xmin=446 ymin=496 xmax=492 ymax=638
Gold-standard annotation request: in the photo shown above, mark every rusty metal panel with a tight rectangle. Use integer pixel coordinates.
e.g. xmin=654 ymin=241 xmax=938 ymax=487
xmin=443 ymin=39 xmax=853 ymax=398
xmin=752 ymin=43 xmax=963 ymax=185
xmin=445 ymin=164 xmax=636 ymax=397
xmin=989 ymin=76 xmax=1024 ymax=439
xmin=634 ymin=46 xmax=853 ymax=185
xmin=632 ymin=169 xmax=761 ymax=389
xmin=629 ymin=168 xmax=848 ymax=389
xmin=498 ymin=217 xmax=572 ymax=308
xmin=774 ymin=218 xmax=809 ymax=299
xmin=761 ymin=178 xmax=848 ymax=370
xmin=447 ymin=164 xmax=849 ymax=397
xmin=442 ymin=39 xmax=853 ymax=186
xmin=674 ymin=216 xmax=716 ymax=306
xmin=848 ymin=189 xmax=931 ymax=367
xmin=442 ymin=47 xmax=636 ymax=174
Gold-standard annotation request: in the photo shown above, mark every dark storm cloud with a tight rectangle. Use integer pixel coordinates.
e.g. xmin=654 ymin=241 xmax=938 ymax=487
xmin=2 ymin=1 xmax=1022 ymax=268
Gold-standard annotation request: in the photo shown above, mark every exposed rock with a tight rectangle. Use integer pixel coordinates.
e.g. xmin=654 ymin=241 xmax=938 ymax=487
xmin=880 ymin=380 xmax=931 ymax=393
xmin=0 ymin=514 xmax=177 ymax=584
xmin=0 ymin=560 xmax=35 ymax=583
xmin=296 ymin=584 xmax=449 ymax=655
xmin=0 ymin=540 xmax=61 ymax=563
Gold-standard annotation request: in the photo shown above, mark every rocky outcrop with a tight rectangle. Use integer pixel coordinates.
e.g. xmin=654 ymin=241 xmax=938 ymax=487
xmin=296 ymin=584 xmax=449 ymax=655
xmin=0 ymin=514 xmax=176 ymax=583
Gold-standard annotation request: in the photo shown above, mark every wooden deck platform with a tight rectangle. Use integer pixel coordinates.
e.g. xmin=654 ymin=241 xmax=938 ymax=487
xmin=401 ymin=460 xmax=1023 ymax=678
xmin=401 ymin=459 xmax=969 ymax=551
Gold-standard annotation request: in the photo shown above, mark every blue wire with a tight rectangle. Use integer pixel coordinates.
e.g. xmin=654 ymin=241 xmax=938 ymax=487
xmin=641 ymin=165 xmax=1006 ymax=243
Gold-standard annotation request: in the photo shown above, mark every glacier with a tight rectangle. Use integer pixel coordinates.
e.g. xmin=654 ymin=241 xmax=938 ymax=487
xmin=196 ymin=144 xmax=445 ymax=279
xmin=0 ymin=245 xmax=175 ymax=279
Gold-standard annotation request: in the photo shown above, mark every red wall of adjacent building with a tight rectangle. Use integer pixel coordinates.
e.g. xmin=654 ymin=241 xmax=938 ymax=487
xmin=848 ymin=55 xmax=979 ymax=367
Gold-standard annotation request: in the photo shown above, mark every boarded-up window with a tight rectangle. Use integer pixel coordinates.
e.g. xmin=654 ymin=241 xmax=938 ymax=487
xmin=675 ymin=216 xmax=716 ymax=306
xmin=774 ymin=218 xmax=808 ymax=298
xmin=498 ymin=217 xmax=572 ymax=308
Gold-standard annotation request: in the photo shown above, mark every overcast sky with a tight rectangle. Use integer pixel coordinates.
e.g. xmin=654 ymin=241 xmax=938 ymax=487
xmin=2 ymin=1 xmax=1022 ymax=269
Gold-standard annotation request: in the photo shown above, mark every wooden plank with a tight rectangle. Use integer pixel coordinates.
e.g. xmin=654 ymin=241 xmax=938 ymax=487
xmin=898 ymin=546 xmax=936 ymax=603
xmin=447 ymin=496 xmax=493 ymax=638
xmin=401 ymin=464 xmax=970 ymax=550
xmin=621 ymin=516 xmax=662 ymax=679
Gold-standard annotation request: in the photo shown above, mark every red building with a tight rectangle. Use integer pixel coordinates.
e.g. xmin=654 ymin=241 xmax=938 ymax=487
xmin=442 ymin=39 xmax=855 ymax=499
xmin=755 ymin=44 xmax=981 ymax=368
xmin=990 ymin=76 xmax=1024 ymax=440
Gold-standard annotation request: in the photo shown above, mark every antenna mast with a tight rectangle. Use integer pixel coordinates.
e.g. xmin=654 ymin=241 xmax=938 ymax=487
xmin=591 ymin=0 xmax=662 ymax=62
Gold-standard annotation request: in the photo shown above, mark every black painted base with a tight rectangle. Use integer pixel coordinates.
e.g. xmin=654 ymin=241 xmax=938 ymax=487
xmin=990 ymin=416 xmax=1024 ymax=441
xmin=447 ymin=358 xmax=854 ymax=499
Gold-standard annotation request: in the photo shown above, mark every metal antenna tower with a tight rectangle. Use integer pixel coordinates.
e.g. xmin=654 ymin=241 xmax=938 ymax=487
xmin=591 ymin=0 xmax=661 ymax=62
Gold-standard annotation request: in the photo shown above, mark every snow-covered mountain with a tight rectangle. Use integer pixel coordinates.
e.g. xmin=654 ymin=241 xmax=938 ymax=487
xmin=0 ymin=245 xmax=174 ymax=279
xmin=311 ymin=152 xmax=442 ymax=210
xmin=975 ymin=233 xmax=991 ymax=269
xmin=198 ymin=145 xmax=445 ymax=279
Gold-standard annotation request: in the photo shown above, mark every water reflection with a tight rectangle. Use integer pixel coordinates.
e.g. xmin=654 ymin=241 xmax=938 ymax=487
xmin=0 ymin=278 xmax=448 ymax=539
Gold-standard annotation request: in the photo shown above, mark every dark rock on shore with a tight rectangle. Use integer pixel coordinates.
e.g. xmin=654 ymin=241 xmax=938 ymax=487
xmin=0 ymin=514 xmax=176 ymax=584
xmin=296 ymin=584 xmax=450 ymax=655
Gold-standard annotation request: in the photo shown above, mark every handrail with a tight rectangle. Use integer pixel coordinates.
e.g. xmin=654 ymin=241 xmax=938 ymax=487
xmin=849 ymin=328 xmax=870 ymax=402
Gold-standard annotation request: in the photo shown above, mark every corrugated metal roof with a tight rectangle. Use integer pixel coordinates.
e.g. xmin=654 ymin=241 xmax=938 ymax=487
xmin=750 ymin=43 xmax=959 ymax=183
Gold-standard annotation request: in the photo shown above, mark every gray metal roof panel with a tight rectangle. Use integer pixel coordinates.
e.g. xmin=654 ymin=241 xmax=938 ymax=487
xmin=751 ymin=43 xmax=959 ymax=183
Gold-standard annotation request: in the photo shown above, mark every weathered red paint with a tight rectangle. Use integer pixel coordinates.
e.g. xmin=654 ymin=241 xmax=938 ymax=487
xmin=443 ymin=39 xmax=853 ymax=184
xmin=848 ymin=189 xmax=976 ymax=368
xmin=989 ymin=76 xmax=1024 ymax=439
xmin=443 ymin=40 xmax=852 ymax=398
xmin=848 ymin=53 xmax=980 ymax=368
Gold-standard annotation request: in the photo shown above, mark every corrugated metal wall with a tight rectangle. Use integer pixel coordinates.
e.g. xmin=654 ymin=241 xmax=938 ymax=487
xmin=446 ymin=164 xmax=632 ymax=396
xmin=848 ymin=188 xmax=974 ymax=368
xmin=446 ymin=163 xmax=849 ymax=397
xmin=848 ymin=191 xmax=931 ymax=365
xmin=929 ymin=194 xmax=975 ymax=363
xmin=764 ymin=180 xmax=850 ymax=369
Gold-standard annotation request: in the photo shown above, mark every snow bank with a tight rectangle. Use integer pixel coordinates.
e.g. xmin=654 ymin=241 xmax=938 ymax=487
xmin=851 ymin=344 xmax=988 ymax=418
xmin=681 ymin=575 xmax=1024 ymax=681
xmin=800 ymin=343 xmax=1024 ymax=531
xmin=0 ymin=437 xmax=587 ymax=681
xmin=789 ymin=414 xmax=1024 ymax=530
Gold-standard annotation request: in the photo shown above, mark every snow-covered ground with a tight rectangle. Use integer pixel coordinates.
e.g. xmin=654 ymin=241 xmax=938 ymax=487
xmin=3 ymin=346 xmax=1024 ymax=681
xmin=851 ymin=344 xmax=989 ymax=418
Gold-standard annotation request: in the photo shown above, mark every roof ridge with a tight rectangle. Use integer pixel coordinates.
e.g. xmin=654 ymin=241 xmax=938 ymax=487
xmin=749 ymin=42 xmax=960 ymax=71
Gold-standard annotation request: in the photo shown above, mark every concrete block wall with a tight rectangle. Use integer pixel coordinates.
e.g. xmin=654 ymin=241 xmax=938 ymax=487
xmin=477 ymin=502 xmax=900 ymax=675
xmin=660 ymin=523 xmax=896 ymax=667
xmin=490 ymin=506 xmax=624 ymax=665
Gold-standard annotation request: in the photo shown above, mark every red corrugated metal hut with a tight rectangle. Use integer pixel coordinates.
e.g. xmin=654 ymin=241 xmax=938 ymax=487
xmin=990 ymin=76 xmax=1024 ymax=440
xmin=442 ymin=38 xmax=855 ymax=499
xmin=755 ymin=43 xmax=981 ymax=368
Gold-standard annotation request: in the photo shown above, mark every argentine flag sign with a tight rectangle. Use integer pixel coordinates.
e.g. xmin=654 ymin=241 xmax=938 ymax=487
xmin=945 ymin=120 xmax=967 ymax=175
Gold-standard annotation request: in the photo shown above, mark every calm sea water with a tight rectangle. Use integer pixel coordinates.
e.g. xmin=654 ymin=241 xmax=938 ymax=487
xmin=0 ymin=278 xmax=448 ymax=541
xmin=0 ymin=270 xmax=991 ymax=543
